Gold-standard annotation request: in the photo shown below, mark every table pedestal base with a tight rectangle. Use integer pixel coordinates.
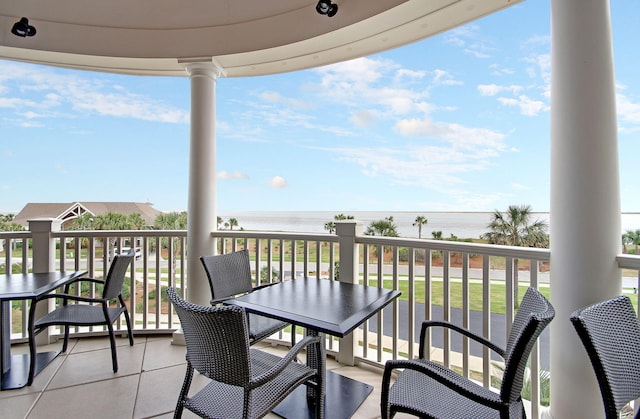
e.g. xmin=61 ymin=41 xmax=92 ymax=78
xmin=273 ymin=370 xmax=373 ymax=419
xmin=1 ymin=351 xmax=60 ymax=390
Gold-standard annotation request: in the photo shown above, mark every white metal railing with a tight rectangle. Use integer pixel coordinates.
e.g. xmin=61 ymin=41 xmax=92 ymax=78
xmin=4 ymin=224 xmax=640 ymax=417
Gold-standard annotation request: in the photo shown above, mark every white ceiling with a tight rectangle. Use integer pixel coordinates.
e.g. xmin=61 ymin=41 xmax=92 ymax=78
xmin=0 ymin=0 xmax=522 ymax=77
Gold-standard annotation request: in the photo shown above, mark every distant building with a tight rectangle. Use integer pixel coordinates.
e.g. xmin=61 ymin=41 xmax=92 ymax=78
xmin=13 ymin=202 xmax=161 ymax=229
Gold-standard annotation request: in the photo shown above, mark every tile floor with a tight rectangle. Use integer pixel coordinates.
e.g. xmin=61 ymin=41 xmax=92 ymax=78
xmin=0 ymin=335 xmax=394 ymax=419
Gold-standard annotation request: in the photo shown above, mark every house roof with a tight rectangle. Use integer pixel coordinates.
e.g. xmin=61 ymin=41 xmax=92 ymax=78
xmin=13 ymin=201 xmax=161 ymax=227
xmin=0 ymin=1 xmax=523 ymax=77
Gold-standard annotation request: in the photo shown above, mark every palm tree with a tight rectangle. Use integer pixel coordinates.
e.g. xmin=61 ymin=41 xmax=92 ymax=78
xmin=482 ymin=205 xmax=548 ymax=304
xmin=622 ymin=229 xmax=640 ymax=255
xmin=365 ymin=216 xmax=398 ymax=237
xmin=91 ymin=212 xmax=140 ymax=260
xmin=431 ymin=231 xmax=443 ymax=240
xmin=324 ymin=213 xmax=354 ymax=234
xmin=413 ymin=215 xmax=428 ymax=239
xmin=154 ymin=211 xmax=188 ymax=284
xmin=227 ymin=218 xmax=238 ymax=230
xmin=365 ymin=216 xmax=399 ymax=259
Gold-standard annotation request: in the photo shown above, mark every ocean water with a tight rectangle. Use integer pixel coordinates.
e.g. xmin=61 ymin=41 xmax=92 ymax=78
xmin=220 ymin=211 xmax=640 ymax=240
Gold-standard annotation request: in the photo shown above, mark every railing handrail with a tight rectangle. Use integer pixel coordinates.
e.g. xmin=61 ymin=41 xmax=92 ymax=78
xmin=54 ymin=229 xmax=188 ymax=238
xmin=210 ymin=230 xmax=338 ymax=243
xmin=356 ymin=234 xmax=551 ymax=261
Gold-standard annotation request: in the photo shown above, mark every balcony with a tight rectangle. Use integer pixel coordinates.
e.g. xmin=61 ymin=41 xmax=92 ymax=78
xmin=0 ymin=336 xmax=386 ymax=418
xmin=1 ymin=221 xmax=639 ymax=417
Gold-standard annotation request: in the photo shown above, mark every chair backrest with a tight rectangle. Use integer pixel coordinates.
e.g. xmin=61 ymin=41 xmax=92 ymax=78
xmin=200 ymin=249 xmax=253 ymax=300
xmin=166 ymin=287 xmax=252 ymax=387
xmin=570 ymin=295 xmax=640 ymax=417
xmin=102 ymin=248 xmax=135 ymax=300
xmin=500 ymin=287 xmax=555 ymax=403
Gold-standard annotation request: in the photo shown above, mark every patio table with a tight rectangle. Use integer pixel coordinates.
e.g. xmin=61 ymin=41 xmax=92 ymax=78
xmin=228 ymin=277 xmax=400 ymax=418
xmin=0 ymin=270 xmax=87 ymax=390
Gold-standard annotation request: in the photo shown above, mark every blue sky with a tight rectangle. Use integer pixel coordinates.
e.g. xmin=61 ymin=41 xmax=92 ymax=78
xmin=1 ymin=1 xmax=639 ymax=215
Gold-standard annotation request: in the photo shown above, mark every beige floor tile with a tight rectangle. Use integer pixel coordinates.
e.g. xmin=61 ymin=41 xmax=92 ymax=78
xmin=134 ymin=363 xmax=186 ymax=418
xmin=68 ymin=334 xmax=135 ymax=354
xmin=0 ymin=343 xmax=67 ymax=398
xmin=28 ymin=374 xmax=139 ymax=419
xmin=2 ymin=336 xmax=387 ymax=419
xmin=46 ymin=341 xmax=145 ymax=389
xmin=0 ymin=393 xmax=39 ymax=419
xmin=141 ymin=337 xmax=186 ymax=371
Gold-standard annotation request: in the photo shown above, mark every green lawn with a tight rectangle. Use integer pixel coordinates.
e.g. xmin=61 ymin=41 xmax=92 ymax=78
xmin=365 ymin=279 xmax=638 ymax=314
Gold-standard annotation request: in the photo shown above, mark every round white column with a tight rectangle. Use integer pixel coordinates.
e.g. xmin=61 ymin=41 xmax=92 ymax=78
xmin=185 ymin=63 xmax=219 ymax=306
xmin=550 ymin=0 xmax=620 ymax=417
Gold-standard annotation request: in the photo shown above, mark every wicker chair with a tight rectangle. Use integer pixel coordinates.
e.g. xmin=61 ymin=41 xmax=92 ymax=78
xmin=31 ymin=249 xmax=135 ymax=374
xmin=381 ymin=287 xmax=555 ymax=419
xmin=570 ymin=295 xmax=640 ymax=419
xmin=167 ymin=287 xmax=324 ymax=419
xmin=200 ymin=250 xmax=292 ymax=344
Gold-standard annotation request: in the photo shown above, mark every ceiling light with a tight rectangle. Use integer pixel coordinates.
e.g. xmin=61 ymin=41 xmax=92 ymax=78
xmin=316 ymin=0 xmax=338 ymax=17
xmin=11 ymin=17 xmax=36 ymax=37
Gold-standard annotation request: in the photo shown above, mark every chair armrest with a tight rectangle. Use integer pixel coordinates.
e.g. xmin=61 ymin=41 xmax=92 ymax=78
xmin=252 ymin=282 xmax=280 ymax=291
xmin=249 ymin=335 xmax=320 ymax=388
xmin=382 ymin=358 xmax=503 ymax=410
xmin=35 ymin=293 xmax=105 ymax=305
xmin=210 ymin=296 xmax=231 ymax=306
xmin=62 ymin=277 xmax=105 ymax=293
xmin=419 ymin=320 xmax=505 ymax=359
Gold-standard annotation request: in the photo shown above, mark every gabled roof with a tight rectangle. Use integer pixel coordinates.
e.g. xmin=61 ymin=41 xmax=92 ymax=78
xmin=13 ymin=201 xmax=161 ymax=227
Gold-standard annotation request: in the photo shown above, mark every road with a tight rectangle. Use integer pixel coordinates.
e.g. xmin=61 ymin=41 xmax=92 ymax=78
xmin=368 ymin=300 xmax=551 ymax=370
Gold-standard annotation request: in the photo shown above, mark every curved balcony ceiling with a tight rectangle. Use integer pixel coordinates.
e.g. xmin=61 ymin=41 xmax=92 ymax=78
xmin=0 ymin=0 xmax=521 ymax=76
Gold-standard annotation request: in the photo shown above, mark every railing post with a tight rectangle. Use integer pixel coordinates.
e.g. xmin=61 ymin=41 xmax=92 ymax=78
xmin=29 ymin=218 xmax=61 ymax=344
xmin=335 ymin=220 xmax=362 ymax=365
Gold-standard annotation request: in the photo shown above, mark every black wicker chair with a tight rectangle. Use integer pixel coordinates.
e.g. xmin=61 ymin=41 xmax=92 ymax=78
xmin=31 ymin=249 xmax=135 ymax=374
xmin=570 ymin=295 xmax=640 ymax=419
xmin=167 ymin=287 xmax=324 ymax=419
xmin=200 ymin=250 xmax=292 ymax=344
xmin=381 ymin=287 xmax=555 ymax=419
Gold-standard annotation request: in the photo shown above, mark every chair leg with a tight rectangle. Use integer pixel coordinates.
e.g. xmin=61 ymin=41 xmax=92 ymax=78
xmin=106 ymin=321 xmax=118 ymax=373
xmin=118 ymin=295 xmax=134 ymax=346
xmin=27 ymin=300 xmax=38 ymax=386
xmin=174 ymin=362 xmax=194 ymax=419
xmin=380 ymin=364 xmax=393 ymax=419
xmin=62 ymin=324 xmax=70 ymax=353
xmin=123 ymin=308 xmax=134 ymax=346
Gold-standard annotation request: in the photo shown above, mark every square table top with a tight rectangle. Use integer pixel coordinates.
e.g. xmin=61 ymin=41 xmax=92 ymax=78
xmin=0 ymin=271 xmax=87 ymax=301
xmin=228 ymin=277 xmax=401 ymax=337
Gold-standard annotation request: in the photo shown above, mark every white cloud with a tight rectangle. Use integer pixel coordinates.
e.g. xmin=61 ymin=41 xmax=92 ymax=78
xmin=432 ymin=69 xmax=463 ymax=86
xmin=217 ymin=171 xmax=249 ymax=180
xmin=259 ymin=91 xmax=312 ymax=109
xmin=350 ymin=110 xmax=378 ymax=127
xmin=617 ymin=90 xmax=640 ymax=127
xmin=0 ymin=61 xmax=189 ymax=125
xmin=478 ymin=84 xmax=523 ymax=96
xmin=395 ymin=118 xmax=506 ymax=150
xmin=270 ymin=176 xmax=288 ymax=188
xmin=489 ymin=64 xmax=515 ymax=76
xmin=498 ymin=95 xmax=547 ymax=116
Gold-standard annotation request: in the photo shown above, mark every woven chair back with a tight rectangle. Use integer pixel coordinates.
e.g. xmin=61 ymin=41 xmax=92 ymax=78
xmin=102 ymin=249 xmax=134 ymax=300
xmin=167 ymin=287 xmax=252 ymax=387
xmin=501 ymin=287 xmax=555 ymax=403
xmin=571 ymin=295 xmax=640 ymax=417
xmin=201 ymin=250 xmax=253 ymax=300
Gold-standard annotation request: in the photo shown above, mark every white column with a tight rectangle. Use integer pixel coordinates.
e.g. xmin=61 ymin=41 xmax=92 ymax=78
xmin=335 ymin=220 xmax=362 ymax=365
xmin=549 ymin=1 xmax=620 ymax=417
xmin=185 ymin=63 xmax=220 ymax=306
xmin=29 ymin=218 xmax=62 ymax=344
